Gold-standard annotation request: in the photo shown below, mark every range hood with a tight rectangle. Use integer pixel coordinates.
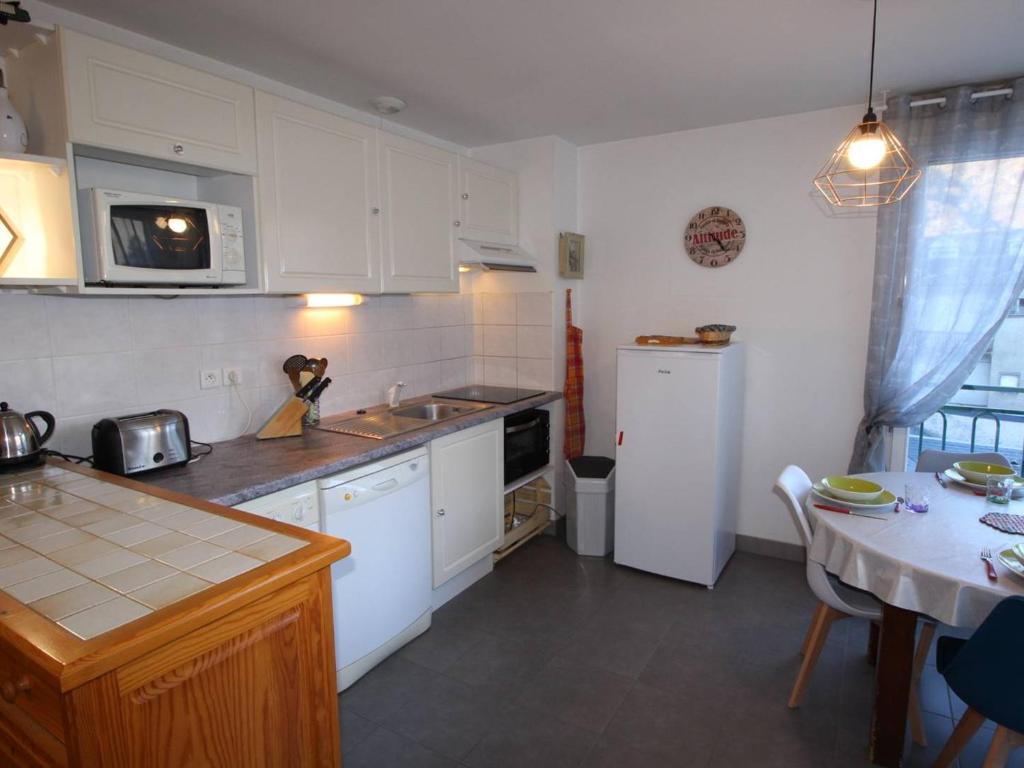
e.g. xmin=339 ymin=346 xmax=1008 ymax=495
xmin=458 ymin=239 xmax=537 ymax=273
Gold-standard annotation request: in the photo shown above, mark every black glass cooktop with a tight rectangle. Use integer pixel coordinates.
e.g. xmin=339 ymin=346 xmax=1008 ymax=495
xmin=433 ymin=386 xmax=545 ymax=404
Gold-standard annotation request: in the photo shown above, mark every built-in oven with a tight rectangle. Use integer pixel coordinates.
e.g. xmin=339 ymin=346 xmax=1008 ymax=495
xmin=504 ymin=408 xmax=550 ymax=485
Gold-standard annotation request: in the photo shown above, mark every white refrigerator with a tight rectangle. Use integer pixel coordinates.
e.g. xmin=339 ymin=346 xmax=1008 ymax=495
xmin=613 ymin=343 xmax=744 ymax=587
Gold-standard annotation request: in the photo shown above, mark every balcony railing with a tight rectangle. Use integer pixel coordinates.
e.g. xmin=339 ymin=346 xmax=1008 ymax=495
xmin=907 ymin=384 xmax=1024 ymax=470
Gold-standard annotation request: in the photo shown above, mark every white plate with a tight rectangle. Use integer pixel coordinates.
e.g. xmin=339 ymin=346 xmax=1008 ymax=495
xmin=810 ymin=483 xmax=898 ymax=513
xmin=943 ymin=468 xmax=1024 ymax=495
xmin=998 ymin=548 xmax=1024 ymax=579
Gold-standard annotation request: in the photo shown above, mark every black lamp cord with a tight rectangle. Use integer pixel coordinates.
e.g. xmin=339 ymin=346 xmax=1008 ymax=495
xmin=864 ymin=0 xmax=878 ymax=123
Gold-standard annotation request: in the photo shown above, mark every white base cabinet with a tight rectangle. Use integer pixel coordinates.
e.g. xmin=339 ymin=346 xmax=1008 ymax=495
xmin=429 ymin=420 xmax=503 ymax=588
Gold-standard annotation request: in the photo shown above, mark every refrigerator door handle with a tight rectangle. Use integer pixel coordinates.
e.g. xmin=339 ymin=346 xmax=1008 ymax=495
xmin=617 ymin=431 xmax=624 ymax=446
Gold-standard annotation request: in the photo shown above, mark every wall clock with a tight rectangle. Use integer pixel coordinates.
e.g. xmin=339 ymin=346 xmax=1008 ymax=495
xmin=684 ymin=206 xmax=746 ymax=268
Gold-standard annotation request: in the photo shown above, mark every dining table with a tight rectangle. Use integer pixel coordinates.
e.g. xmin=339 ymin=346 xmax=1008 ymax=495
xmin=805 ymin=470 xmax=1024 ymax=768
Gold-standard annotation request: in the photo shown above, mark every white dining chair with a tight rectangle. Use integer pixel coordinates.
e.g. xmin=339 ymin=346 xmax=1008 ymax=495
xmin=774 ymin=465 xmax=934 ymax=745
xmin=915 ymin=450 xmax=1012 ymax=474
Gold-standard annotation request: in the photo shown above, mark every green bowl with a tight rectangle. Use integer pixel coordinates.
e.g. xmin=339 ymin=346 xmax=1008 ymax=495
xmin=953 ymin=461 xmax=1015 ymax=484
xmin=822 ymin=475 xmax=884 ymax=503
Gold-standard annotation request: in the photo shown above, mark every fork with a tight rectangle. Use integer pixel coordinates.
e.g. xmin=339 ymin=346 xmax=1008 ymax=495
xmin=981 ymin=548 xmax=998 ymax=582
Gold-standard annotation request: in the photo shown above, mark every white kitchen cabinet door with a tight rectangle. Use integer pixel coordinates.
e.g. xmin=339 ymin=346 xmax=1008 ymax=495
xmin=256 ymin=92 xmax=381 ymax=294
xmin=458 ymin=157 xmax=518 ymax=245
xmin=60 ymin=29 xmax=258 ymax=175
xmin=430 ymin=420 xmax=503 ymax=588
xmin=378 ymin=133 xmax=459 ymax=293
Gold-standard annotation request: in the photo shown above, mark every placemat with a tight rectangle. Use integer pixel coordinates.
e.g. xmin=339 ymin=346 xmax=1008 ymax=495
xmin=980 ymin=512 xmax=1024 ymax=534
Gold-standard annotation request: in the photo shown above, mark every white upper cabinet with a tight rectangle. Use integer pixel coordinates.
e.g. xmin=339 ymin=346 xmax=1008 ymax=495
xmin=378 ymin=132 xmax=459 ymax=293
xmin=256 ymin=92 xmax=381 ymax=294
xmin=458 ymin=157 xmax=518 ymax=245
xmin=60 ymin=29 xmax=258 ymax=174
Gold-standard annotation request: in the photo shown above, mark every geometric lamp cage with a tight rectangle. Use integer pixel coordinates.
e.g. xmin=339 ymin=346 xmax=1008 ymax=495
xmin=813 ymin=118 xmax=922 ymax=207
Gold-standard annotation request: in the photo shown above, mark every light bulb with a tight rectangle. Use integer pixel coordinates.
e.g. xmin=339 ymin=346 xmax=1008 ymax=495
xmin=167 ymin=216 xmax=189 ymax=233
xmin=305 ymin=293 xmax=363 ymax=308
xmin=847 ymin=135 xmax=886 ymax=169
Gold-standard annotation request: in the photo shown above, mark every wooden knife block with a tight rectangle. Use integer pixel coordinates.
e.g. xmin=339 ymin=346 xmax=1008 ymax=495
xmin=257 ymin=396 xmax=308 ymax=439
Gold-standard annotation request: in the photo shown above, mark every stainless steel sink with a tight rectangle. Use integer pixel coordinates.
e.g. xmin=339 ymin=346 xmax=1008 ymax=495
xmin=391 ymin=402 xmax=478 ymax=421
xmin=318 ymin=400 xmax=492 ymax=440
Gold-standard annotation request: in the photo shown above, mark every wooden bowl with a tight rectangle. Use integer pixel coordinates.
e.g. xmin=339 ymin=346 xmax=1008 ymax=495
xmin=695 ymin=324 xmax=736 ymax=345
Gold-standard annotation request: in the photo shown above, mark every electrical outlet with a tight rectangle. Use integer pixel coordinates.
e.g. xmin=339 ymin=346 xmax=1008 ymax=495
xmin=200 ymin=369 xmax=222 ymax=389
xmin=223 ymin=367 xmax=243 ymax=386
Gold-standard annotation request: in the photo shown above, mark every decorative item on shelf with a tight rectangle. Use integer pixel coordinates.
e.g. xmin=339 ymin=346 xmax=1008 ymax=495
xmin=813 ymin=0 xmax=921 ymax=207
xmin=0 ymin=2 xmax=31 ymax=25
xmin=0 ymin=69 xmax=27 ymax=152
xmin=694 ymin=324 xmax=736 ymax=345
xmin=559 ymin=231 xmax=585 ymax=278
xmin=685 ymin=207 xmax=745 ymax=267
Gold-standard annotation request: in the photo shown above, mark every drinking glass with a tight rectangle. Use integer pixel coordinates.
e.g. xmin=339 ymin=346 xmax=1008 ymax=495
xmin=903 ymin=484 xmax=930 ymax=513
xmin=986 ymin=476 xmax=1014 ymax=505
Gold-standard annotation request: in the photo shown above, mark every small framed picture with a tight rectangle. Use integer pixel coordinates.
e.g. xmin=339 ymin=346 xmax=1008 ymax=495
xmin=559 ymin=232 xmax=585 ymax=279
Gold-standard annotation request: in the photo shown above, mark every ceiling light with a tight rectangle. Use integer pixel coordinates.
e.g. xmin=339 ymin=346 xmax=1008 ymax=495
xmin=369 ymin=96 xmax=407 ymax=115
xmin=305 ymin=293 xmax=364 ymax=308
xmin=813 ymin=0 xmax=921 ymax=207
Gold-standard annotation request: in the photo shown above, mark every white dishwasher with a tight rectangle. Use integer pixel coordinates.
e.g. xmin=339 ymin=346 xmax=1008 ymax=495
xmin=319 ymin=447 xmax=432 ymax=692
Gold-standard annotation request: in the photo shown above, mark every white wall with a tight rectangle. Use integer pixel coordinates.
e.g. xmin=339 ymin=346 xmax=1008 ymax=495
xmin=579 ymin=106 xmax=877 ymax=545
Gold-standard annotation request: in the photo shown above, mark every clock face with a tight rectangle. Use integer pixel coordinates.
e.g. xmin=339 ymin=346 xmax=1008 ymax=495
xmin=684 ymin=207 xmax=746 ymax=268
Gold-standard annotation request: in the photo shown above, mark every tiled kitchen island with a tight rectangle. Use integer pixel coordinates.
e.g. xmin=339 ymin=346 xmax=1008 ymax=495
xmin=0 ymin=461 xmax=349 ymax=767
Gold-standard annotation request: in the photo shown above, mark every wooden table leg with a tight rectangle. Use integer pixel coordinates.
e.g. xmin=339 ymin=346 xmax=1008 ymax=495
xmin=869 ymin=603 xmax=917 ymax=767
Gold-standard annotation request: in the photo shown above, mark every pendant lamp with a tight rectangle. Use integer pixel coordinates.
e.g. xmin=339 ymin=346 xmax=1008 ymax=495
xmin=814 ymin=0 xmax=921 ymax=207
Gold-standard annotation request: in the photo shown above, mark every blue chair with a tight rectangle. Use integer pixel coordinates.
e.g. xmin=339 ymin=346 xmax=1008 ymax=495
xmin=934 ymin=596 xmax=1024 ymax=768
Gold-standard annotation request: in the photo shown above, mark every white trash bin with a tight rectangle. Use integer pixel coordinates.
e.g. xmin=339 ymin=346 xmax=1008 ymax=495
xmin=566 ymin=456 xmax=615 ymax=556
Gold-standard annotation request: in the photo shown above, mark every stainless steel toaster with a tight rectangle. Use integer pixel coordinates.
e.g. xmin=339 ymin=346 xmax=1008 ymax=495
xmin=92 ymin=410 xmax=191 ymax=476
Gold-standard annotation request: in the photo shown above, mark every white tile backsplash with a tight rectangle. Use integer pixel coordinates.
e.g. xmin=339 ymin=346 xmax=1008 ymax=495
xmin=1 ymin=289 xmax=548 ymax=452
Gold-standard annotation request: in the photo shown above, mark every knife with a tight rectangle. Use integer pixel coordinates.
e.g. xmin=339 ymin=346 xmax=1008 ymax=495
xmin=934 ymin=471 xmax=949 ymax=488
xmin=305 ymin=377 xmax=331 ymax=404
xmin=813 ymin=503 xmax=888 ymax=521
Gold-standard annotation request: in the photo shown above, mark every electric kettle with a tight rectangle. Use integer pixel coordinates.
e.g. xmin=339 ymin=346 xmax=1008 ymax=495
xmin=0 ymin=402 xmax=55 ymax=466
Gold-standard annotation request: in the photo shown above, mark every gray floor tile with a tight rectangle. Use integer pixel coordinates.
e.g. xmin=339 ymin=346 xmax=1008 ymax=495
xmin=581 ymin=735 xmax=684 ymax=768
xmin=397 ymin=618 xmax=489 ymax=673
xmin=444 ymin=632 xmax=556 ymax=693
xmin=339 ymin=705 xmax=377 ymax=756
xmin=461 ymin=704 xmax=597 ymax=768
xmin=602 ymin=682 xmax=722 ymax=764
xmin=344 ymin=726 xmax=460 ymax=768
xmin=514 ymin=655 xmax=633 ymax=733
xmin=343 ymin=656 xmax=445 ymax=723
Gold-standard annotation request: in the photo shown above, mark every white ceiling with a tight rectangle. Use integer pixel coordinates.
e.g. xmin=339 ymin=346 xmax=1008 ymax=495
xmin=35 ymin=0 xmax=1024 ymax=147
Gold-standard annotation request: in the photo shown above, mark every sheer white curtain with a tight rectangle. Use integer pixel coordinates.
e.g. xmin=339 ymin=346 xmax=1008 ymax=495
xmin=850 ymin=78 xmax=1024 ymax=472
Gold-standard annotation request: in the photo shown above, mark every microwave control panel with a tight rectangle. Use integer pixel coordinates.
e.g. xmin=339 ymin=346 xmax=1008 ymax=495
xmin=218 ymin=205 xmax=246 ymax=283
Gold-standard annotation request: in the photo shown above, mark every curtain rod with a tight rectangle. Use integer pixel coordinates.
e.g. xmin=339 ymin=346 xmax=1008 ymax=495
xmin=908 ymin=87 xmax=1014 ymax=109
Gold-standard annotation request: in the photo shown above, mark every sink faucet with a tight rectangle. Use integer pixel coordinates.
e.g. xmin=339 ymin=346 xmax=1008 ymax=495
xmin=387 ymin=381 xmax=407 ymax=408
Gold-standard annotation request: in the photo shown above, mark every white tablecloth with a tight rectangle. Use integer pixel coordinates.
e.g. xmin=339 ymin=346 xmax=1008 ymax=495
xmin=807 ymin=471 xmax=1024 ymax=627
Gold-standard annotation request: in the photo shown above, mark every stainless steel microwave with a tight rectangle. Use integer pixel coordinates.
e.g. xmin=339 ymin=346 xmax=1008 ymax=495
xmin=79 ymin=188 xmax=246 ymax=286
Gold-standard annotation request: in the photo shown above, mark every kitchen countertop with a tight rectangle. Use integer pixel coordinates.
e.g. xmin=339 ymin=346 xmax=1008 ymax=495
xmin=0 ymin=459 xmax=349 ymax=691
xmin=145 ymin=391 xmax=562 ymax=506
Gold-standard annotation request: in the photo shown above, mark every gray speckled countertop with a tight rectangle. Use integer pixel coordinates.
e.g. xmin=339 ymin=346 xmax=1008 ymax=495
xmin=143 ymin=392 xmax=561 ymax=506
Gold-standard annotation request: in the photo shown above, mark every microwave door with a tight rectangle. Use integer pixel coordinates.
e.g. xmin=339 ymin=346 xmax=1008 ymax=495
xmin=102 ymin=205 xmax=221 ymax=285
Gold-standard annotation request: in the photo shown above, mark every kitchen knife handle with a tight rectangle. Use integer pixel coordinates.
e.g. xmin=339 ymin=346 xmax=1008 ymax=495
xmin=295 ymin=375 xmax=322 ymax=400
xmin=306 ymin=377 xmax=332 ymax=403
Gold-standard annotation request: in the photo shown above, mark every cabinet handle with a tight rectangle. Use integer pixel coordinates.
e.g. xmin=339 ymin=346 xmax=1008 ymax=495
xmin=462 ymin=193 xmax=469 ymax=200
xmin=436 ymin=508 xmax=446 ymax=517
xmin=0 ymin=676 xmax=30 ymax=703
xmin=172 ymin=143 xmax=184 ymax=155
xmin=371 ymin=207 xmax=381 ymax=215
xmin=453 ymin=220 xmax=461 ymax=227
